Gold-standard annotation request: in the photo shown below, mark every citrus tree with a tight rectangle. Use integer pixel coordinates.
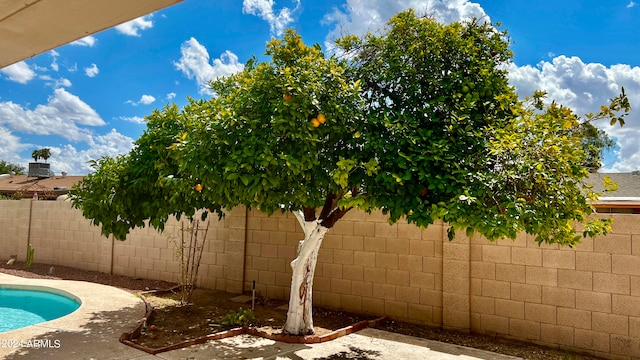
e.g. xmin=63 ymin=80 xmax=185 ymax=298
xmin=70 ymin=104 xmax=219 ymax=240
xmin=71 ymin=10 xmax=628 ymax=335
xmin=336 ymin=11 xmax=629 ymax=245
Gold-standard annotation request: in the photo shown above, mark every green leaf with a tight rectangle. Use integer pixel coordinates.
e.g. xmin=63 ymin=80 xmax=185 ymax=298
xmin=447 ymin=227 xmax=455 ymax=241
xmin=240 ymin=175 xmax=251 ymax=186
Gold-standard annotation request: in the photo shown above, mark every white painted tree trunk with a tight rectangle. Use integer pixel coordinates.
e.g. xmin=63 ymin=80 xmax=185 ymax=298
xmin=283 ymin=216 xmax=329 ymax=335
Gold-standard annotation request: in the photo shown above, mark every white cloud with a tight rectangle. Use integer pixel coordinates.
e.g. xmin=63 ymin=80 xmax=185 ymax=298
xmin=166 ymin=92 xmax=176 ymax=100
xmin=50 ymin=50 xmax=60 ymax=71
xmin=0 ymin=88 xmax=104 ymax=143
xmin=40 ymin=75 xmax=72 ymax=88
xmin=175 ymin=38 xmax=244 ymax=95
xmin=0 ymin=126 xmax=28 ymax=166
xmin=140 ymin=95 xmax=155 ymax=105
xmin=243 ymin=0 xmax=300 ymax=36
xmin=0 ymin=127 xmax=135 ymax=175
xmin=115 ymin=15 xmax=153 ymax=37
xmin=84 ymin=63 xmax=99 ymax=78
xmin=323 ymin=0 xmax=489 ymax=48
xmin=33 ymin=65 xmax=48 ymax=72
xmin=627 ymin=1 xmax=636 ymax=8
xmin=47 ymin=130 xmax=136 ymax=175
xmin=86 ymin=129 xmax=136 ymax=156
xmin=119 ymin=116 xmax=146 ymax=124
xmin=126 ymin=95 xmax=156 ymax=106
xmin=57 ymin=78 xmax=72 ymax=87
xmin=507 ymin=56 xmax=640 ymax=172
xmin=0 ymin=61 xmax=37 ymax=84
xmin=70 ymin=36 xmax=97 ymax=47
xmin=0 ymin=89 xmax=129 ymax=175
xmin=57 ymin=78 xmax=72 ymax=88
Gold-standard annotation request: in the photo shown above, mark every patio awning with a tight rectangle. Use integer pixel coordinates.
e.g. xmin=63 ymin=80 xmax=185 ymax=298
xmin=0 ymin=0 xmax=183 ymax=68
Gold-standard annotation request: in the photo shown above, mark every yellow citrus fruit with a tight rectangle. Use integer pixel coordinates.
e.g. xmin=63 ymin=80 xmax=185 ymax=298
xmin=311 ymin=118 xmax=320 ymax=128
xmin=194 ymin=184 xmax=203 ymax=192
xmin=317 ymin=113 xmax=326 ymax=124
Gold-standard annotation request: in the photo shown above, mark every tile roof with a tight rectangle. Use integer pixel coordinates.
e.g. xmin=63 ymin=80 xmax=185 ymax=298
xmin=0 ymin=174 xmax=83 ymax=199
xmin=586 ymin=172 xmax=640 ymax=198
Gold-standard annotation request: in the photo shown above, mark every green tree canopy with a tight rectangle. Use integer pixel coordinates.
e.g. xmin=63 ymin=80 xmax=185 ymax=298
xmin=0 ymin=160 xmax=25 ymax=175
xmin=576 ymin=122 xmax=617 ymax=172
xmin=40 ymin=148 xmax=51 ymax=162
xmin=70 ymin=9 xmax=629 ymax=334
xmin=31 ymin=148 xmax=52 ymax=163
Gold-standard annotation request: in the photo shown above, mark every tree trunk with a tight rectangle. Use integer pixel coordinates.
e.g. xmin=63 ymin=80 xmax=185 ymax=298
xmin=283 ymin=221 xmax=328 ymax=335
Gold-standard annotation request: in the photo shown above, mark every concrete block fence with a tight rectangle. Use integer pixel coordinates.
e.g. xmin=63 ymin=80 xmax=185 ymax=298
xmin=2 ymin=199 xmax=640 ymax=358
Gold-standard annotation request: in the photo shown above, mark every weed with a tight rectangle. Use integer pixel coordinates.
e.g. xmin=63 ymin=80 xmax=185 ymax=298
xmin=221 ymin=308 xmax=254 ymax=327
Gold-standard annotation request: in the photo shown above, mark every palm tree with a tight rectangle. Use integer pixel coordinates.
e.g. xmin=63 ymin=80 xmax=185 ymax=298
xmin=40 ymin=148 xmax=51 ymax=163
xmin=31 ymin=148 xmax=52 ymax=163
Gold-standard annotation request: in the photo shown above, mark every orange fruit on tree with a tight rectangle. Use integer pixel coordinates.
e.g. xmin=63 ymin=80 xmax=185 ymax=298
xmin=194 ymin=184 xmax=203 ymax=192
xmin=311 ymin=118 xmax=320 ymax=128
xmin=283 ymin=93 xmax=293 ymax=101
xmin=317 ymin=113 xmax=326 ymax=124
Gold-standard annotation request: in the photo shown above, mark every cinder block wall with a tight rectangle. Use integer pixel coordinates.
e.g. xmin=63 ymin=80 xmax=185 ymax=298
xmin=243 ymin=209 xmax=446 ymax=327
xmin=109 ymin=206 xmax=247 ymax=293
xmin=469 ymin=214 xmax=640 ymax=359
xmin=28 ymin=200 xmax=112 ymax=273
xmin=0 ymin=200 xmax=246 ymax=293
xmin=245 ymin=210 xmax=640 ymax=359
xmin=0 ymin=200 xmax=30 ymax=261
xmin=3 ymin=199 xmax=640 ymax=358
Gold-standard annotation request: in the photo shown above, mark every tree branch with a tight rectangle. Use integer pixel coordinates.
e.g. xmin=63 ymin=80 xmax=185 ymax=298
xmin=320 ymin=187 xmax=360 ymax=228
xmin=318 ymin=193 xmax=336 ymax=220
xmin=303 ymin=207 xmax=316 ymax=222
xmin=321 ymin=207 xmax=352 ymax=228
xmin=292 ymin=210 xmax=306 ymax=234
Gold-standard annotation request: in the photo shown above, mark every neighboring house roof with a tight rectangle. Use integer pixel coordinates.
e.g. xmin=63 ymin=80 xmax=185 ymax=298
xmin=0 ymin=0 xmax=183 ymax=68
xmin=587 ymin=172 xmax=640 ymax=211
xmin=0 ymin=174 xmax=83 ymax=199
xmin=588 ymin=172 xmax=640 ymax=197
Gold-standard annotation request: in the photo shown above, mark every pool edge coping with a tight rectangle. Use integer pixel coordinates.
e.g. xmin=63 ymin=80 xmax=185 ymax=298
xmin=0 ymin=272 xmax=147 ymax=358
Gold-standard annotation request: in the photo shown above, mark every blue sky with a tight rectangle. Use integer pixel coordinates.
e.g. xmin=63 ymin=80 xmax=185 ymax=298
xmin=1 ymin=0 xmax=639 ymax=175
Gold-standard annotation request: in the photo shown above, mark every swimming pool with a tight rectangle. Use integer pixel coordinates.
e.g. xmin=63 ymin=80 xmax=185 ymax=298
xmin=0 ymin=285 xmax=81 ymax=333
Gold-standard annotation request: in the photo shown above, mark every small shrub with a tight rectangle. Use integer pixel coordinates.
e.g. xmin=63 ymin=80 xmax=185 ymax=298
xmin=221 ymin=308 xmax=254 ymax=327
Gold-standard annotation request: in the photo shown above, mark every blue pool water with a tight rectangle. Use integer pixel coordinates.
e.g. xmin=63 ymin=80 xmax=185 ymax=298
xmin=0 ymin=287 xmax=80 ymax=332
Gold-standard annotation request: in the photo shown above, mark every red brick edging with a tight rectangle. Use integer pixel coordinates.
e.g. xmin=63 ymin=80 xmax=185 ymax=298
xmin=119 ymin=287 xmax=387 ymax=355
